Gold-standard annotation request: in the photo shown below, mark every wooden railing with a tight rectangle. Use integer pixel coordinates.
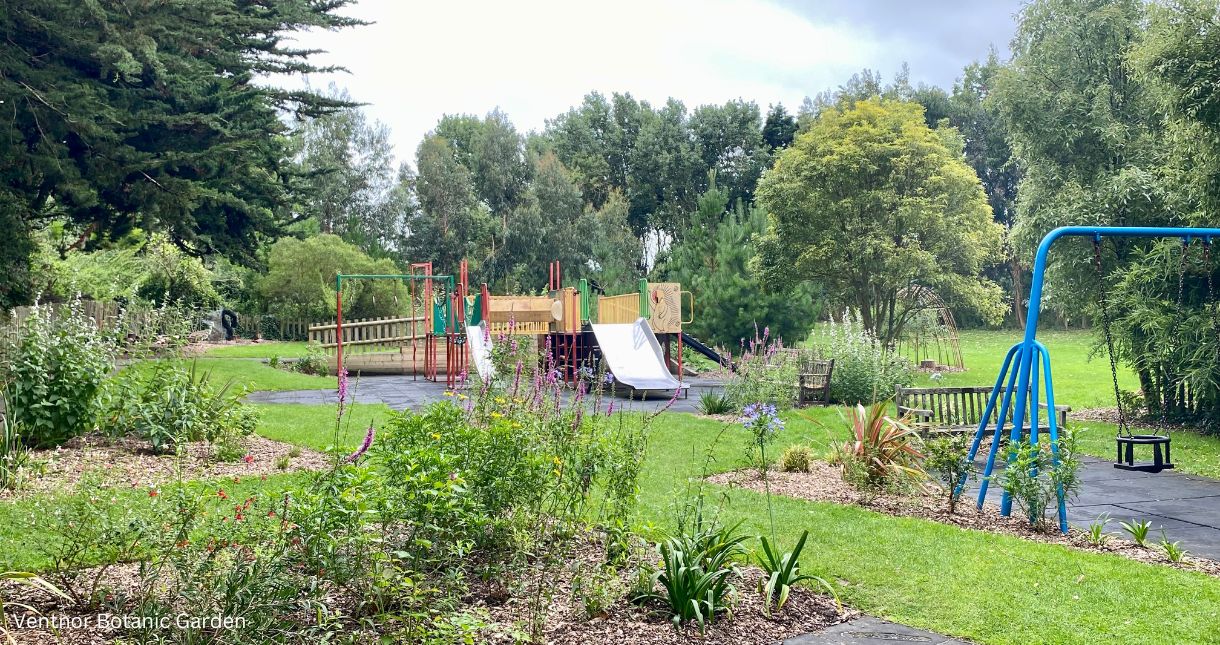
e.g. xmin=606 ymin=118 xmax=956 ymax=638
xmin=308 ymin=316 xmax=427 ymax=355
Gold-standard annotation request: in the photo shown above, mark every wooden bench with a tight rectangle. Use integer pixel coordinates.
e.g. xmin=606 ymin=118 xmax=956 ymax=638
xmin=895 ymin=385 xmax=1071 ymax=435
xmin=797 ymin=358 xmax=834 ymax=406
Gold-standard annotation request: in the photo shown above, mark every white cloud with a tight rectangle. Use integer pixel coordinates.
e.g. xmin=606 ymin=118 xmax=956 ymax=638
xmin=279 ymin=0 xmax=899 ymax=165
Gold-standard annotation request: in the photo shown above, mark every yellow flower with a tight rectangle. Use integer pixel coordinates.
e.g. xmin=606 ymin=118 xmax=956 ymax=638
xmin=513 ymin=398 xmax=524 ymax=404
xmin=431 ymin=433 xmax=441 ymax=440
xmin=495 ymin=396 xmax=507 ymax=404
xmin=490 ymin=412 xmax=503 ymax=419
xmin=443 ymin=391 xmax=455 ymax=397
xmin=457 ymin=394 xmax=468 ymax=400
xmin=552 ymin=456 xmax=562 ymax=466
xmin=511 ymin=422 xmax=522 ymax=429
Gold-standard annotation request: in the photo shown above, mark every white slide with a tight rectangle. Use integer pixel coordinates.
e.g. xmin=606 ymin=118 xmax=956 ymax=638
xmin=467 ymin=324 xmax=494 ymax=382
xmin=590 ymin=318 xmax=688 ymax=394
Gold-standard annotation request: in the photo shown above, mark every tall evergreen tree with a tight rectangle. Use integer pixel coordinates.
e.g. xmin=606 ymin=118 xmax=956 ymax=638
xmin=0 ymin=0 xmax=362 ymax=306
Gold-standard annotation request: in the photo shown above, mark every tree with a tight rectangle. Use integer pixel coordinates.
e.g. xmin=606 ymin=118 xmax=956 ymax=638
xmin=762 ymin=104 xmax=798 ymax=150
xmin=495 ymin=153 xmax=589 ymax=291
xmin=587 ymin=191 xmax=644 ymax=294
xmin=994 ymin=0 xmax=1170 ymax=319
xmin=662 ymin=178 xmax=818 ymax=348
xmin=689 ymin=100 xmax=771 ymax=208
xmin=950 ymin=50 xmax=1026 ymax=325
xmin=407 ymin=135 xmax=489 ymax=273
xmin=255 ymin=235 xmax=405 ymax=322
xmin=292 ymin=85 xmax=410 ymax=257
xmin=756 ymin=99 xmax=1006 ymax=345
xmin=0 ymin=0 xmax=361 ymax=306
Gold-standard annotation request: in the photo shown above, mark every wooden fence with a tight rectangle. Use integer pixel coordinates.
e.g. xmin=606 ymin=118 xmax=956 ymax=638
xmin=308 ymin=316 xmax=428 ymax=355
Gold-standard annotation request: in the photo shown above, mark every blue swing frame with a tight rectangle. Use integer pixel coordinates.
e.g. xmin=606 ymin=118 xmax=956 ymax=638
xmin=959 ymin=226 xmax=1220 ymax=534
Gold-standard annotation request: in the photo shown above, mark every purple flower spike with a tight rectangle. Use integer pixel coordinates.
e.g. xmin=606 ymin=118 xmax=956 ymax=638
xmin=346 ymin=424 xmax=376 ymax=463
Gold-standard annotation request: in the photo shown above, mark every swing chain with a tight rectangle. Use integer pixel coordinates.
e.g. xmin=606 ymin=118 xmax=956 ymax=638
xmin=1207 ymin=241 xmax=1220 ymax=359
xmin=1093 ymin=239 xmax=1131 ymax=437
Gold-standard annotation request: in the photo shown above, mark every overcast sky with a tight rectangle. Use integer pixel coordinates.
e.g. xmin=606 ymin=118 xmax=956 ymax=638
xmin=289 ymin=0 xmax=1025 ymax=165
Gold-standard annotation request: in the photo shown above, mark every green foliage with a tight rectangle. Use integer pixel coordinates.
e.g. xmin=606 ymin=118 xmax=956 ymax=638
xmin=661 ymin=177 xmax=819 ymax=348
xmin=101 ymin=361 xmax=257 ymax=454
xmin=1086 ymin=514 xmax=1112 ymax=547
xmin=31 ymin=474 xmax=152 ymax=608
xmin=999 ymin=431 xmax=1083 ymax=530
xmin=925 ymin=435 xmax=974 ymax=515
xmin=755 ymin=530 xmax=837 ymax=616
xmin=1160 ymin=531 xmax=1189 ymax=563
xmin=697 ymin=391 xmax=734 ymax=416
xmin=835 ymin=403 xmax=926 ymax=495
xmin=1 ymin=298 xmax=114 ymax=447
xmin=292 ymin=343 xmax=331 ymax=377
xmin=0 ymin=570 xmax=70 ymax=643
xmin=757 ymin=98 xmax=1005 ymax=346
xmin=1121 ymin=518 xmax=1153 ymax=547
xmin=291 ymin=84 xmax=412 ymax=258
xmin=811 ymin=314 xmax=913 ymax=405
xmin=0 ymin=0 xmax=362 ymax=303
xmin=633 ymin=519 xmax=748 ymax=630
xmin=779 ymin=444 xmax=814 ymax=473
xmin=0 ymin=396 xmax=33 ymax=491
xmin=723 ymin=332 xmax=796 ymax=410
xmin=255 ymin=234 xmax=407 ymax=322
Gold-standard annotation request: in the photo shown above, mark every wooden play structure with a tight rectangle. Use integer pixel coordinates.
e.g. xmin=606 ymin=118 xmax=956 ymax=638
xmin=310 ymin=260 xmax=718 ymax=396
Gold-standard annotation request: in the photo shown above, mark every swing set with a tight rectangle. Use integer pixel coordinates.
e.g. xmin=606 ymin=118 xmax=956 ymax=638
xmin=963 ymin=226 xmax=1220 ymax=534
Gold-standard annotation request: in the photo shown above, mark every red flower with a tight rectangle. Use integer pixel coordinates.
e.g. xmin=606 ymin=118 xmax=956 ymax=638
xmin=242 ymin=454 xmax=254 ymax=464
xmin=235 ymin=512 xmax=244 ymax=521
xmin=148 ymin=488 xmax=159 ymax=497
xmin=217 ymin=489 xmax=228 ymax=500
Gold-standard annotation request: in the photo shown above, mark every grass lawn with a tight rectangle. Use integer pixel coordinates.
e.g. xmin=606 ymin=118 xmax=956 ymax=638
xmin=202 ymin=341 xmax=311 ymax=359
xmin=909 ymin=328 xmax=1140 ymax=411
xmin=122 ymin=356 xmax=337 ymax=392
xmin=252 ymin=402 xmax=396 ymax=452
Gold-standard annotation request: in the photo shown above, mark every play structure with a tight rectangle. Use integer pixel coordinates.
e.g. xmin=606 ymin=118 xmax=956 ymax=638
xmin=315 ymin=260 xmax=727 ymax=396
xmin=962 ymin=226 xmax=1220 ymax=534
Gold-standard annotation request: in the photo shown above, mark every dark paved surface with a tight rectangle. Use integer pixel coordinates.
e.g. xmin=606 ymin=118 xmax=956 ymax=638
xmin=967 ymin=454 xmax=1220 ymax=560
xmin=246 ymin=373 xmax=727 ymax=414
xmin=785 ymin=617 xmax=969 ymax=644
xmin=248 ymin=374 xmax=1220 ymax=560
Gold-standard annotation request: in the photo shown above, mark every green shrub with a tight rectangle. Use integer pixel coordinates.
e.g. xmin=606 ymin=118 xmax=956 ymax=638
xmin=925 ymin=435 xmax=974 ymax=514
xmin=811 ymin=314 xmax=912 ymax=405
xmin=255 ymin=235 xmax=408 ymax=322
xmin=101 ymin=360 xmax=257 ymax=453
xmin=724 ymin=331 xmax=796 ymax=410
xmin=32 ymin=473 xmax=152 ymax=608
xmin=292 ymin=343 xmax=330 ymax=376
xmin=835 ymin=403 xmax=925 ymax=496
xmin=2 ymin=298 xmax=115 ymax=447
xmin=999 ymin=430 xmax=1082 ymax=530
xmin=779 ymin=444 xmax=813 ymax=473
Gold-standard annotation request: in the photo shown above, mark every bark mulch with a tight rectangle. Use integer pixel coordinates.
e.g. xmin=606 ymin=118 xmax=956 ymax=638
xmin=472 ymin=532 xmax=852 ymax=645
xmin=0 ymin=434 xmax=330 ymax=501
xmin=708 ymin=463 xmax=1220 ymax=579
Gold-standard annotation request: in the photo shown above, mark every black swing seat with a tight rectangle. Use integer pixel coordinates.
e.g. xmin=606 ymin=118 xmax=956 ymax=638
xmin=1114 ymin=434 xmax=1174 ymax=473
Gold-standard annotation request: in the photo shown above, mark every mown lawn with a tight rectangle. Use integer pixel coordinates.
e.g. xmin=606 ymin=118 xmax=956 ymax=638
xmin=201 ymin=341 xmax=311 ymax=359
xmin=908 ymin=328 xmax=1140 ymax=411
